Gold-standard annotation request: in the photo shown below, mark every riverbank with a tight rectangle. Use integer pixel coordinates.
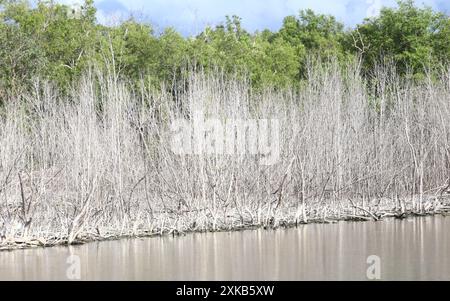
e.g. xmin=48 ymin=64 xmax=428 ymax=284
xmin=1 ymin=64 xmax=450 ymax=252
xmin=3 ymin=214 xmax=450 ymax=280
xmin=2 ymin=196 xmax=449 ymax=251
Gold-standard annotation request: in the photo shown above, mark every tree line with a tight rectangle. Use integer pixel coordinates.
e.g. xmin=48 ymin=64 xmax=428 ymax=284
xmin=0 ymin=0 xmax=449 ymax=97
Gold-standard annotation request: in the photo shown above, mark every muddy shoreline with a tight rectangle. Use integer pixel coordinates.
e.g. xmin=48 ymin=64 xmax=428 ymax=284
xmin=2 ymin=201 xmax=449 ymax=251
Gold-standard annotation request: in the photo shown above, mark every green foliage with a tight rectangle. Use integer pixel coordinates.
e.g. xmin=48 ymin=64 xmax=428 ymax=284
xmin=0 ymin=0 xmax=449 ymax=98
xmin=0 ymin=0 xmax=47 ymax=92
xmin=104 ymin=20 xmax=158 ymax=80
xmin=248 ymin=34 xmax=302 ymax=89
xmin=277 ymin=9 xmax=349 ymax=80
xmin=353 ymin=0 xmax=450 ymax=77
xmin=0 ymin=0 xmax=97 ymax=93
xmin=191 ymin=16 xmax=252 ymax=73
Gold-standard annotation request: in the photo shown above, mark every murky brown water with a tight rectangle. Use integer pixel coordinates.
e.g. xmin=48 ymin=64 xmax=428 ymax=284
xmin=1 ymin=216 xmax=450 ymax=280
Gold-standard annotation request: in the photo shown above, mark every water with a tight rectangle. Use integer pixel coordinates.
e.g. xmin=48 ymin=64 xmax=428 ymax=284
xmin=1 ymin=216 xmax=449 ymax=280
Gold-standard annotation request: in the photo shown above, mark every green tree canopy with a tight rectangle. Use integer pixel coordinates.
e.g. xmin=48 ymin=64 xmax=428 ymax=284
xmin=353 ymin=0 xmax=450 ymax=77
xmin=0 ymin=0 xmax=449 ymax=98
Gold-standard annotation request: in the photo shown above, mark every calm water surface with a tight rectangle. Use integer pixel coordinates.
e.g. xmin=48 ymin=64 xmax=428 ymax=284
xmin=1 ymin=216 xmax=449 ymax=280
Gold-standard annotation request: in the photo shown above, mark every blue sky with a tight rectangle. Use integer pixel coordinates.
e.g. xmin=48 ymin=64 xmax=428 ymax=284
xmin=59 ymin=0 xmax=450 ymax=35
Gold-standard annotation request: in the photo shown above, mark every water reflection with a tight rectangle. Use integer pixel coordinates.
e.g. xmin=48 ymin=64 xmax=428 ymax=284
xmin=0 ymin=216 xmax=449 ymax=280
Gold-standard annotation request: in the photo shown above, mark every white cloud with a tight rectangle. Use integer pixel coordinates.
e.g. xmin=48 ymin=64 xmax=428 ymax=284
xmin=54 ymin=0 xmax=450 ymax=34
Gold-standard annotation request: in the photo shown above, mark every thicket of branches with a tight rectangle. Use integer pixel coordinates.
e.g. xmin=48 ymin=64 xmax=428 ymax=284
xmin=1 ymin=60 xmax=450 ymax=246
xmin=0 ymin=1 xmax=450 ymax=247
